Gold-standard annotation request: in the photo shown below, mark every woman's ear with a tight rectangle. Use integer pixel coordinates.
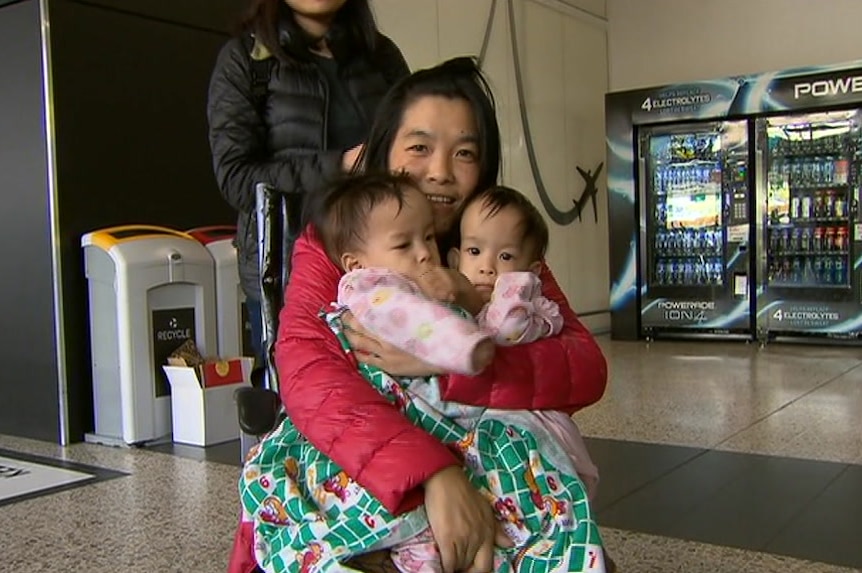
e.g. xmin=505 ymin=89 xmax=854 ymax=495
xmin=447 ymin=248 xmax=460 ymax=270
xmin=341 ymin=252 xmax=363 ymax=272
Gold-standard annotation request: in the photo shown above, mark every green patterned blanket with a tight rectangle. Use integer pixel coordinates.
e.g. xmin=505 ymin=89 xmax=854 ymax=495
xmin=239 ymin=310 xmax=605 ymax=573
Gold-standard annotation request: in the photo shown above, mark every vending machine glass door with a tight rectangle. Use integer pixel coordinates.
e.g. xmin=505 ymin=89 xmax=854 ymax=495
xmin=763 ymin=111 xmax=858 ymax=291
xmin=646 ymin=131 xmax=724 ymax=289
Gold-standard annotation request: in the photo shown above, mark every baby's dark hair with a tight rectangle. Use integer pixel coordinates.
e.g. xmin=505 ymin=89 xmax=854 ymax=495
xmin=457 ymin=186 xmax=549 ymax=260
xmin=312 ymin=171 xmax=419 ymax=266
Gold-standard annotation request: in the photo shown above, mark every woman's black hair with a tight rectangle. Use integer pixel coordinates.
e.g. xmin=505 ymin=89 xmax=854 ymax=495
xmin=237 ymin=0 xmax=379 ymax=62
xmin=358 ymin=56 xmax=501 ymax=195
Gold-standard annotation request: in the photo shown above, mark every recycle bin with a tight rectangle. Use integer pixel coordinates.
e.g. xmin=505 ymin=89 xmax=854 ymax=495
xmin=186 ymin=225 xmax=253 ymax=359
xmin=82 ymin=225 xmax=217 ymax=445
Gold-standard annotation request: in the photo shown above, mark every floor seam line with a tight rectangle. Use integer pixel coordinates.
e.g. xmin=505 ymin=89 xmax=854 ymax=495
xmin=710 ymin=360 xmax=862 ymax=451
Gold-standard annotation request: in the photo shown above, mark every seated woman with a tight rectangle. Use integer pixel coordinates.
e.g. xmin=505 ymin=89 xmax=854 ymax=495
xmin=229 ymin=57 xmax=608 ymax=573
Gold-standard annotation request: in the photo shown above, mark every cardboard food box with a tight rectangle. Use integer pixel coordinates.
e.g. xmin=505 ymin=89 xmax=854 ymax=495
xmin=162 ymin=342 xmax=253 ymax=446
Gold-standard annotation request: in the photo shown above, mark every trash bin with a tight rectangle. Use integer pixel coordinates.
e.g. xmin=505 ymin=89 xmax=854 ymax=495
xmin=186 ymin=225 xmax=253 ymax=359
xmin=82 ymin=225 xmax=217 ymax=446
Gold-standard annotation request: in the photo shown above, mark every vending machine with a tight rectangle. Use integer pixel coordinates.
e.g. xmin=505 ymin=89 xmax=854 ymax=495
xmin=606 ymin=59 xmax=862 ymax=342
xmin=755 ymin=110 xmax=861 ymax=340
xmin=639 ymin=122 xmax=753 ymax=338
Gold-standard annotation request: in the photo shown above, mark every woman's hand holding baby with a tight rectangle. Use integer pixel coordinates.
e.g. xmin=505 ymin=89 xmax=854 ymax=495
xmin=424 ymin=466 xmax=513 ymax=573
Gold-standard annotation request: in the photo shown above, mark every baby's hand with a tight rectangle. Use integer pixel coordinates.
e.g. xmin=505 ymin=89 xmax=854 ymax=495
xmin=414 ymin=266 xmax=459 ymax=303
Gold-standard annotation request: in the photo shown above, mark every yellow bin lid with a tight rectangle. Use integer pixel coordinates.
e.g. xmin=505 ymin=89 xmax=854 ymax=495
xmin=81 ymin=225 xmax=195 ymax=251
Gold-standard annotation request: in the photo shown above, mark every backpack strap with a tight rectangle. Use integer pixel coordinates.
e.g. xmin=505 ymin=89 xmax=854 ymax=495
xmin=244 ymin=35 xmax=274 ymax=116
xmin=250 ymin=58 xmax=272 ymax=111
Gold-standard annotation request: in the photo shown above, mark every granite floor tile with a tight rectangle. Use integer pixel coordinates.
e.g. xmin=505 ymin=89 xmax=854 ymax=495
xmin=0 ymin=435 xmax=242 ymax=572
xmin=583 ymin=337 xmax=862 ymax=460
xmin=717 ymin=367 xmax=862 ymax=463
xmin=601 ymin=527 xmax=860 ymax=573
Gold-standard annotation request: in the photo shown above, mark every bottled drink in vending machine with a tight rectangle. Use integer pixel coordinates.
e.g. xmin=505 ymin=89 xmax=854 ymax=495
xmin=694 ymin=261 xmax=704 ymax=285
xmin=665 ymin=229 xmax=676 ymax=253
xmin=813 ymin=227 xmax=824 ymax=251
xmin=791 ymin=257 xmax=802 ymax=283
xmin=834 ymin=193 xmax=846 ymax=218
xmin=803 ymin=258 xmax=814 ymax=282
xmin=791 ymin=195 xmax=801 ymax=219
xmin=801 ymin=194 xmax=812 ymax=219
xmin=800 ymin=228 xmax=811 ymax=251
xmin=815 ymin=192 xmax=826 ymax=218
xmin=834 ymin=159 xmax=849 ymax=185
xmin=834 ymin=257 xmax=847 ymax=285
xmin=713 ymin=259 xmax=724 ymax=284
xmin=772 ymin=258 xmax=782 ymax=282
xmin=769 ymin=228 xmax=782 ymax=251
xmin=813 ymin=257 xmax=824 ymax=283
xmin=825 ymin=227 xmax=836 ymax=251
xmin=782 ymin=258 xmax=792 ymax=282
xmin=790 ymin=228 xmax=801 ymax=252
xmin=810 ymin=159 xmax=821 ymax=185
xmin=821 ymin=157 xmax=835 ymax=184
xmin=836 ymin=227 xmax=848 ymax=251
xmin=780 ymin=228 xmax=791 ymax=251
xmin=656 ymin=262 xmax=666 ymax=285
xmin=824 ymin=257 xmax=835 ymax=284
xmin=825 ymin=191 xmax=836 ymax=217
xmin=666 ymin=260 xmax=677 ymax=285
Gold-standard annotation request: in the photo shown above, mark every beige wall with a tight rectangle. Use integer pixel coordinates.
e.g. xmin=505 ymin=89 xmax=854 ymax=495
xmin=373 ymin=0 xmax=611 ymax=331
xmin=608 ymin=0 xmax=862 ymax=91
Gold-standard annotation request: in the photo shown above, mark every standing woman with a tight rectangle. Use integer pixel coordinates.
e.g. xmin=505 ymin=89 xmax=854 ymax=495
xmin=207 ymin=0 xmax=409 ymax=362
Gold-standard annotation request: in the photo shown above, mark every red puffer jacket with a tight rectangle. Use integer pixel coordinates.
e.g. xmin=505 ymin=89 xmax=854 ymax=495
xmin=228 ymin=227 xmax=608 ymax=573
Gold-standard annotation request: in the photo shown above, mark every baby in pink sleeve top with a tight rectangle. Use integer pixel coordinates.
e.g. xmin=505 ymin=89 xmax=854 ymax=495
xmin=447 ymin=186 xmax=599 ymax=501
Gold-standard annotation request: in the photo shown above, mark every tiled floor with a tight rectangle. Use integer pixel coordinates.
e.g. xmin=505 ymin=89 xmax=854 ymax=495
xmin=2 ymin=336 xmax=861 ymax=572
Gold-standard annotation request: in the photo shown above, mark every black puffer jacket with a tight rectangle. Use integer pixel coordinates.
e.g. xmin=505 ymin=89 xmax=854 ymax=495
xmin=207 ymin=28 xmax=409 ymax=299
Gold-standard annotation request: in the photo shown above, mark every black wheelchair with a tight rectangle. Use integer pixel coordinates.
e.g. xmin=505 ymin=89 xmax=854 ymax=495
xmin=235 ymin=183 xmax=303 ymax=451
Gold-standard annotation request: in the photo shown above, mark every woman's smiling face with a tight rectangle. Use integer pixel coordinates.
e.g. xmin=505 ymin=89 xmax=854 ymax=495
xmin=387 ymin=95 xmax=481 ymax=234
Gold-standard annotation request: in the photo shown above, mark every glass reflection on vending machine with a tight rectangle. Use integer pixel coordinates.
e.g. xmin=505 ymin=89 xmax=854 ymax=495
xmin=756 ymin=110 xmax=860 ymax=340
xmin=640 ymin=121 xmax=752 ymax=339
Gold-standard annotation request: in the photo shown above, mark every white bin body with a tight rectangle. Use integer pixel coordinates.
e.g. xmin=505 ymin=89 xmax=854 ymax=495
xmin=82 ymin=228 xmax=217 ymax=445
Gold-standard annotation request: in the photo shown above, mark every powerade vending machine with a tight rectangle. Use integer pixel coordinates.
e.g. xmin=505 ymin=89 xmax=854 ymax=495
xmin=638 ymin=122 xmax=752 ymax=339
xmin=607 ymin=59 xmax=862 ymax=342
xmin=755 ymin=111 xmax=860 ymax=340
